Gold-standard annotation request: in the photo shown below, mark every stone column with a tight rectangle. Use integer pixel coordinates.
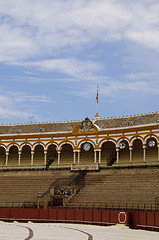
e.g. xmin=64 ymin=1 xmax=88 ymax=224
xmin=78 ymin=151 xmax=80 ymax=164
xmin=99 ymin=150 xmax=101 ymax=165
xmin=73 ymin=151 xmax=78 ymax=164
xmin=58 ymin=151 xmax=61 ymax=166
xmin=116 ymin=147 xmax=119 ymax=165
xmin=18 ymin=151 xmax=21 ymax=167
xmin=129 ymin=147 xmax=133 ymax=164
xmin=44 ymin=150 xmax=47 ymax=166
xmin=143 ymin=145 xmax=146 ymax=163
xmin=5 ymin=152 xmax=9 ymax=167
xmin=73 ymin=151 xmax=76 ymax=164
xmin=31 ymin=150 xmax=34 ymax=168
xmin=94 ymin=151 xmax=97 ymax=163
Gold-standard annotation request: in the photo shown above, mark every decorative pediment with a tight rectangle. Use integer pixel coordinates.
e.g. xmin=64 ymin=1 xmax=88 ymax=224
xmin=72 ymin=117 xmax=99 ymax=134
xmin=79 ymin=117 xmax=97 ymax=132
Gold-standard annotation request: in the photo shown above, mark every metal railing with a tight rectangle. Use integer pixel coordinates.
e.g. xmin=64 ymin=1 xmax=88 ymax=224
xmin=0 ymin=202 xmax=37 ymax=208
xmin=0 ymin=201 xmax=158 ymax=212
xmin=64 ymin=202 xmax=159 ymax=211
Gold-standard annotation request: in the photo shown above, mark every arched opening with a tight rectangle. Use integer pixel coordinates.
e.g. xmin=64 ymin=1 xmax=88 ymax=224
xmin=47 ymin=144 xmax=58 ymax=168
xmin=21 ymin=145 xmax=31 ymax=168
xmin=34 ymin=145 xmax=44 ymax=167
xmin=0 ymin=146 xmax=6 ymax=167
xmin=132 ymin=139 xmax=143 ymax=165
xmin=146 ymin=137 xmax=158 ymax=164
xmin=60 ymin=144 xmax=73 ymax=167
xmin=119 ymin=140 xmax=129 ymax=166
xmin=80 ymin=142 xmax=94 ymax=164
xmin=101 ymin=141 xmax=116 ymax=166
xmin=8 ymin=146 xmax=18 ymax=167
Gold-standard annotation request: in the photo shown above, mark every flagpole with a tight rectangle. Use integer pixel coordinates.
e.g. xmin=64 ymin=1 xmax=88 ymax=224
xmin=95 ymin=86 xmax=100 ymax=119
xmin=97 ymin=87 xmax=98 ymax=114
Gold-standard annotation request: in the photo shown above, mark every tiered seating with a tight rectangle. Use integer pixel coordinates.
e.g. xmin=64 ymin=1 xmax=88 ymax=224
xmin=20 ymin=153 xmax=31 ymax=168
xmin=80 ymin=149 xmax=94 ymax=165
xmin=132 ymin=140 xmax=143 ymax=165
xmin=146 ymin=146 xmax=158 ymax=165
xmin=20 ymin=146 xmax=31 ymax=168
xmin=7 ymin=146 xmax=19 ymax=168
xmin=0 ymin=147 xmax=5 ymax=167
xmin=49 ymin=157 xmax=58 ymax=168
xmin=101 ymin=149 xmax=113 ymax=166
xmin=101 ymin=142 xmax=116 ymax=166
xmin=68 ymin=168 xmax=159 ymax=209
xmin=119 ymin=147 xmax=130 ymax=166
xmin=60 ymin=147 xmax=74 ymax=167
xmin=0 ymin=170 xmax=72 ymax=206
xmin=33 ymin=145 xmax=44 ymax=167
xmin=8 ymin=154 xmax=18 ymax=168
xmin=33 ymin=153 xmax=44 ymax=167
xmin=1 ymin=167 xmax=159 ymax=210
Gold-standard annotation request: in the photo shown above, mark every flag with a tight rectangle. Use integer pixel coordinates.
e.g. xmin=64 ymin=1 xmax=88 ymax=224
xmin=96 ymin=86 xmax=99 ymax=103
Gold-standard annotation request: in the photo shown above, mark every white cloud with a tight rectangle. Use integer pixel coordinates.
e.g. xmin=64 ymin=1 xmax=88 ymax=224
xmin=0 ymin=90 xmax=50 ymax=120
xmin=13 ymin=94 xmax=50 ymax=103
xmin=13 ymin=58 xmax=103 ymax=79
xmin=1 ymin=0 xmax=159 ymax=122
xmin=124 ymin=72 xmax=154 ymax=81
xmin=0 ymin=107 xmax=26 ymax=119
xmin=101 ymin=79 xmax=159 ymax=97
xmin=0 ymin=0 xmax=159 ymax=65
xmin=72 ymin=77 xmax=159 ymax=99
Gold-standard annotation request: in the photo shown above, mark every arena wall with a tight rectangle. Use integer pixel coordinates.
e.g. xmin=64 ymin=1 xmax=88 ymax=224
xmin=0 ymin=207 xmax=159 ymax=231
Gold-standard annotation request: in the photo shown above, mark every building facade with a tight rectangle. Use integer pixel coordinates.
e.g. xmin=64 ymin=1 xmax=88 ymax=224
xmin=0 ymin=112 xmax=159 ymax=170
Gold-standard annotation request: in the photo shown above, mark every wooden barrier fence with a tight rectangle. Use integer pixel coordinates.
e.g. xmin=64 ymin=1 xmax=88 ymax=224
xmin=0 ymin=207 xmax=159 ymax=231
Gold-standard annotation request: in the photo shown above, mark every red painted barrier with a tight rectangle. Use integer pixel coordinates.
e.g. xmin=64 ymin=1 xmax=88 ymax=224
xmin=110 ymin=210 xmax=118 ymax=224
xmin=130 ymin=211 xmax=138 ymax=229
xmin=48 ymin=209 xmax=57 ymax=220
xmin=101 ymin=210 xmax=110 ymax=224
xmin=117 ymin=211 xmax=128 ymax=225
xmin=10 ymin=208 xmax=38 ymax=220
xmin=57 ymin=208 xmax=66 ymax=221
xmin=138 ymin=211 xmax=146 ymax=226
xmin=0 ymin=208 xmax=10 ymax=219
xmin=0 ymin=207 xmax=158 ymax=231
xmin=39 ymin=209 xmax=49 ymax=220
xmin=84 ymin=209 xmax=93 ymax=222
xmin=93 ymin=209 xmax=101 ymax=223
xmin=66 ymin=209 xmax=75 ymax=221
xmin=155 ymin=212 xmax=159 ymax=227
xmin=74 ymin=209 xmax=84 ymax=222
xmin=147 ymin=212 xmax=155 ymax=227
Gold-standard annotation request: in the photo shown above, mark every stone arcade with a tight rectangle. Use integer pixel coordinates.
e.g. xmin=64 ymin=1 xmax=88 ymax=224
xmin=0 ymin=112 xmax=159 ymax=170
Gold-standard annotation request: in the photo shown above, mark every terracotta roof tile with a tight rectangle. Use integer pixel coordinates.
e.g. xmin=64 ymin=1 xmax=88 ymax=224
xmin=0 ymin=112 xmax=158 ymax=134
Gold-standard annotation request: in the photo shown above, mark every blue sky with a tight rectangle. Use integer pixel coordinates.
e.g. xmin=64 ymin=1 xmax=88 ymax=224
xmin=0 ymin=0 xmax=159 ymax=124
